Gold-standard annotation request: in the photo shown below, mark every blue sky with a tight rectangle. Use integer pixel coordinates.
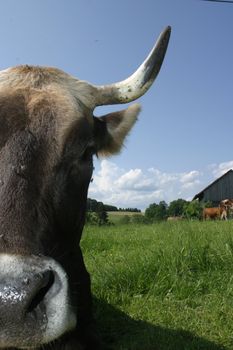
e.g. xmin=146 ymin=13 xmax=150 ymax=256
xmin=0 ymin=0 xmax=233 ymax=209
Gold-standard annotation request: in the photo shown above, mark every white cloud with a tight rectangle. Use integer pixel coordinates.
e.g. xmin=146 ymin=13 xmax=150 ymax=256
xmin=116 ymin=169 xmax=143 ymax=189
xmin=89 ymin=161 xmax=202 ymax=209
xmin=180 ymin=170 xmax=200 ymax=183
xmin=179 ymin=171 xmax=201 ymax=191
xmin=91 ymin=160 xmax=120 ymax=193
xmin=88 ymin=159 xmax=233 ymax=210
xmin=212 ymin=160 xmax=233 ymax=178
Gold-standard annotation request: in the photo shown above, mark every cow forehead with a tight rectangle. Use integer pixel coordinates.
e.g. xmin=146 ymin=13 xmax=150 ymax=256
xmin=0 ymin=65 xmax=96 ymax=109
xmin=0 ymin=65 xmax=74 ymax=87
xmin=0 ymin=65 xmax=94 ymax=149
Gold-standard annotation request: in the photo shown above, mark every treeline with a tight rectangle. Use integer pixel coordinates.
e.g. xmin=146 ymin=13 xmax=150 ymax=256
xmin=87 ymin=198 xmax=117 ymax=212
xmin=118 ymin=208 xmax=141 ymax=213
xmin=145 ymin=199 xmax=212 ymax=221
xmin=85 ymin=198 xmax=212 ymax=226
xmin=86 ymin=198 xmax=141 ymax=226
xmin=87 ymin=198 xmax=141 ymax=213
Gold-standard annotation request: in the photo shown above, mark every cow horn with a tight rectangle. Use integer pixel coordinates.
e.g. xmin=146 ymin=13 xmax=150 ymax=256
xmin=94 ymin=26 xmax=171 ymax=106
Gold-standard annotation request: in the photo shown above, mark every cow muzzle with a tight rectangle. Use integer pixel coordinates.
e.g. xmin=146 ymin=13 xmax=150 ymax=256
xmin=0 ymin=254 xmax=76 ymax=349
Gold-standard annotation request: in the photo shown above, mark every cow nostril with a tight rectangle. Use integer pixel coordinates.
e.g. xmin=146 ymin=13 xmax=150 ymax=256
xmin=27 ymin=270 xmax=55 ymax=313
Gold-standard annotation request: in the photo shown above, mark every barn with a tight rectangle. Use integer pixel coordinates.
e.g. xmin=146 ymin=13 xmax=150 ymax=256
xmin=193 ymin=169 xmax=233 ymax=206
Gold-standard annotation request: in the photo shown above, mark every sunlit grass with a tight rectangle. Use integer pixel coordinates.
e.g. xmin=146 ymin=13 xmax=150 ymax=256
xmin=81 ymin=221 xmax=233 ymax=349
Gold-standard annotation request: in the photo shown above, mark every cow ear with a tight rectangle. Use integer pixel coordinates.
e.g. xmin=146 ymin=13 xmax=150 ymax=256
xmin=94 ymin=104 xmax=140 ymax=157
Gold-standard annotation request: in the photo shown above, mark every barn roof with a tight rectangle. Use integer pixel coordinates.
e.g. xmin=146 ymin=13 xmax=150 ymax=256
xmin=193 ymin=169 xmax=233 ymax=200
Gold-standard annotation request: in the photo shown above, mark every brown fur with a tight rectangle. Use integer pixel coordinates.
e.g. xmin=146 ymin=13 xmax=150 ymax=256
xmin=0 ymin=66 xmax=139 ymax=154
xmin=0 ymin=64 xmax=138 ymax=349
xmin=203 ymin=207 xmax=227 ymax=220
xmin=220 ymin=198 xmax=233 ymax=209
xmin=95 ymin=104 xmax=140 ymax=156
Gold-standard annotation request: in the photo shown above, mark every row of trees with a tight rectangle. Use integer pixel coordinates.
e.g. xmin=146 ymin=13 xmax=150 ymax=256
xmin=85 ymin=197 xmax=213 ymax=226
xmin=87 ymin=198 xmax=141 ymax=213
xmin=145 ymin=199 xmax=212 ymax=221
xmin=118 ymin=208 xmax=141 ymax=213
xmin=87 ymin=198 xmax=118 ymax=213
xmin=86 ymin=198 xmax=141 ymax=225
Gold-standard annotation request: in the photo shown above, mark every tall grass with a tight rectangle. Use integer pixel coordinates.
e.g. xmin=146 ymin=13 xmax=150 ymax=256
xmin=81 ymin=221 xmax=233 ymax=349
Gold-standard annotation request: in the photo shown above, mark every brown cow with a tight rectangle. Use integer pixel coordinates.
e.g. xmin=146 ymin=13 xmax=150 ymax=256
xmin=167 ymin=216 xmax=183 ymax=221
xmin=203 ymin=207 xmax=227 ymax=220
xmin=219 ymin=199 xmax=233 ymax=220
xmin=0 ymin=27 xmax=171 ymax=349
xmin=220 ymin=199 xmax=233 ymax=210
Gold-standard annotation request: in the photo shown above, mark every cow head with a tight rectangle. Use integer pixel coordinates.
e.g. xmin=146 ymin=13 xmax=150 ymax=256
xmin=0 ymin=27 xmax=171 ymax=349
xmin=220 ymin=199 xmax=233 ymax=210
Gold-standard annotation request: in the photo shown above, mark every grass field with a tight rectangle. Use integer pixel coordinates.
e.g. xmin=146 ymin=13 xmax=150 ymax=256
xmin=81 ymin=221 xmax=233 ymax=350
xmin=107 ymin=211 xmax=142 ymax=225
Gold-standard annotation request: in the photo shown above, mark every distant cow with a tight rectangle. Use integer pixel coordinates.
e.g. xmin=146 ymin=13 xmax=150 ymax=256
xmin=203 ymin=207 xmax=227 ymax=220
xmin=0 ymin=27 xmax=171 ymax=349
xmin=220 ymin=199 xmax=233 ymax=210
xmin=167 ymin=216 xmax=183 ymax=221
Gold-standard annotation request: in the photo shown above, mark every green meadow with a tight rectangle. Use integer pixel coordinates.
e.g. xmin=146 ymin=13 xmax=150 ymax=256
xmin=81 ymin=221 xmax=233 ymax=350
